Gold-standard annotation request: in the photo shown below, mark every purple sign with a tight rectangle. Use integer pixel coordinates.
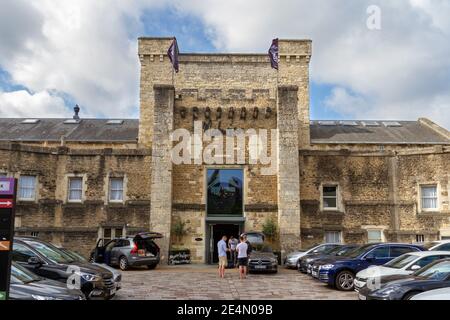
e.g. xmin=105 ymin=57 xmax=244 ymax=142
xmin=0 ymin=178 xmax=15 ymax=195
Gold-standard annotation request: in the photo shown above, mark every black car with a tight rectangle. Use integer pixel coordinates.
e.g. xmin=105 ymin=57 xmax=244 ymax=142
xmin=298 ymin=244 xmax=359 ymax=273
xmin=9 ymin=262 xmax=85 ymax=300
xmin=12 ymin=237 xmax=116 ymax=300
xmin=358 ymin=258 xmax=450 ymax=300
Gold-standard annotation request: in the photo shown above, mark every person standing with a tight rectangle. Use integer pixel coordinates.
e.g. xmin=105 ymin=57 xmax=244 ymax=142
xmin=236 ymin=236 xmax=248 ymax=280
xmin=228 ymin=235 xmax=238 ymax=267
xmin=217 ymin=235 xmax=228 ymax=279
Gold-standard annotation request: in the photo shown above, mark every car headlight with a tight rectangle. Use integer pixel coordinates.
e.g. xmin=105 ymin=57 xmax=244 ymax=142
xmin=79 ymin=272 xmax=101 ymax=282
xmin=270 ymin=258 xmax=278 ymax=264
xmin=32 ymin=295 xmax=61 ymax=300
xmin=373 ymin=286 xmax=402 ymax=296
xmin=319 ymin=264 xmax=334 ymax=270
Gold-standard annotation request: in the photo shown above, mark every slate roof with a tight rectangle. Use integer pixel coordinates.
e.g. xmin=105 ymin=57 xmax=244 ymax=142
xmin=0 ymin=118 xmax=448 ymax=145
xmin=0 ymin=118 xmax=139 ymax=142
xmin=310 ymin=120 xmax=450 ymax=145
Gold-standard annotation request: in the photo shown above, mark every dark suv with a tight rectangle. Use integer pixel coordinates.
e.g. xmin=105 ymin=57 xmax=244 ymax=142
xmin=12 ymin=237 xmax=116 ymax=300
xmin=311 ymin=243 xmax=426 ymax=291
xmin=90 ymin=232 xmax=162 ymax=270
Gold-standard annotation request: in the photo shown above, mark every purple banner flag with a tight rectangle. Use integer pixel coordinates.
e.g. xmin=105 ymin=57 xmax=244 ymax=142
xmin=268 ymin=38 xmax=279 ymax=70
xmin=167 ymin=37 xmax=179 ymax=73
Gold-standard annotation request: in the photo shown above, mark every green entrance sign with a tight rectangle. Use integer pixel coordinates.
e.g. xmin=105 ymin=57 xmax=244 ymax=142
xmin=0 ymin=291 xmax=6 ymax=300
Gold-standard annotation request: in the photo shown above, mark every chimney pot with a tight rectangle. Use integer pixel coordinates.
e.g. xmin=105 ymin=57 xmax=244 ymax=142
xmin=73 ymin=105 xmax=80 ymax=120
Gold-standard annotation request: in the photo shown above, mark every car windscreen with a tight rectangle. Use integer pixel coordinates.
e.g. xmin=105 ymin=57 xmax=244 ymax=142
xmin=323 ymin=246 xmax=342 ymax=255
xmin=245 ymin=234 xmax=264 ymax=245
xmin=64 ymin=249 xmax=88 ymax=262
xmin=384 ymin=254 xmax=417 ymax=269
xmin=25 ymin=240 xmax=75 ymax=264
xmin=344 ymin=244 xmax=376 ymax=258
xmin=421 ymin=242 xmax=440 ymax=250
xmin=415 ymin=261 xmax=450 ymax=281
xmin=10 ymin=262 xmax=41 ymax=284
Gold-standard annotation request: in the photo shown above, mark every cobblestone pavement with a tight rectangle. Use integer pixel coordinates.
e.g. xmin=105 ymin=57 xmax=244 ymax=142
xmin=114 ymin=264 xmax=358 ymax=300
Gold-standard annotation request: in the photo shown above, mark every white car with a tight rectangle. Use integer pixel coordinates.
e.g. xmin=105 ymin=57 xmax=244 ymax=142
xmin=410 ymin=287 xmax=450 ymax=300
xmin=421 ymin=240 xmax=450 ymax=251
xmin=284 ymin=243 xmax=340 ymax=268
xmin=354 ymin=251 xmax=450 ymax=291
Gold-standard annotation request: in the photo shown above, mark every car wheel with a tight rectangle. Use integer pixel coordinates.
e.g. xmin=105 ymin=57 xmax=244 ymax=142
xmin=147 ymin=264 xmax=157 ymax=270
xmin=335 ymin=270 xmax=355 ymax=291
xmin=403 ymin=291 xmax=421 ymax=300
xmin=119 ymin=256 xmax=129 ymax=271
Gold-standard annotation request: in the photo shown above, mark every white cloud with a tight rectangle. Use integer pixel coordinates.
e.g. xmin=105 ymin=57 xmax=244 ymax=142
xmin=0 ymin=0 xmax=449 ymax=130
xmin=0 ymin=90 xmax=68 ymax=118
xmin=173 ymin=0 xmax=450 ymax=129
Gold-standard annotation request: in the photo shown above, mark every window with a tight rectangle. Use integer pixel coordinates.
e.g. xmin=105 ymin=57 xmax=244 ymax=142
xmin=109 ymin=178 xmax=124 ymax=202
xmin=68 ymin=177 xmax=83 ymax=202
xmin=421 ymin=185 xmax=438 ymax=210
xmin=101 ymin=227 xmax=124 ymax=241
xmin=12 ymin=243 xmax=38 ymax=263
xmin=30 ymin=231 xmax=39 ymax=237
xmin=416 ymin=234 xmax=425 ymax=243
xmin=18 ymin=176 xmax=36 ymax=200
xmin=325 ymin=231 xmax=342 ymax=244
xmin=367 ymin=229 xmax=384 ymax=243
xmin=322 ymin=186 xmax=338 ymax=210
xmin=207 ymin=169 xmax=243 ymax=216
xmin=437 ymin=243 xmax=450 ymax=251
xmin=390 ymin=246 xmax=417 ymax=258
xmin=366 ymin=246 xmax=390 ymax=259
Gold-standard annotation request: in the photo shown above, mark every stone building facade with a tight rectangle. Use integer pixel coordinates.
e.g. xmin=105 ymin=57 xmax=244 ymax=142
xmin=0 ymin=37 xmax=449 ymax=263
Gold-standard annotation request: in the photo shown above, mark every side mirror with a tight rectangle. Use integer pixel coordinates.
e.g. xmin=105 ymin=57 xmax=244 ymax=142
xmin=410 ymin=265 xmax=421 ymax=271
xmin=365 ymin=256 xmax=374 ymax=262
xmin=28 ymin=256 xmax=43 ymax=267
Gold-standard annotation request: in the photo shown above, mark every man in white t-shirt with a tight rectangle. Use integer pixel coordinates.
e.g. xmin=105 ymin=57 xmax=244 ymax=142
xmin=228 ymin=236 xmax=238 ymax=267
xmin=236 ymin=236 xmax=248 ymax=279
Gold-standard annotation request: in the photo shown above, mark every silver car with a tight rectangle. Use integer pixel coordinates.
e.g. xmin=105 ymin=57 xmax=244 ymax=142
xmin=90 ymin=232 xmax=162 ymax=271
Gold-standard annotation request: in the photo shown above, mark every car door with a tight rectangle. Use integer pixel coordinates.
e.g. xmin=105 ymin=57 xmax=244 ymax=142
xmin=93 ymin=238 xmax=106 ymax=263
xmin=362 ymin=246 xmax=390 ymax=270
xmin=110 ymin=240 xmax=128 ymax=265
xmin=408 ymin=255 xmax=445 ymax=271
xmin=11 ymin=243 xmax=57 ymax=280
xmin=390 ymin=246 xmax=419 ymax=262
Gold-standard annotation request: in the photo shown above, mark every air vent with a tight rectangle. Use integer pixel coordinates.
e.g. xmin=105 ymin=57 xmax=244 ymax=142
xmin=318 ymin=121 xmax=336 ymax=126
xmin=340 ymin=121 xmax=358 ymax=126
xmin=63 ymin=119 xmax=81 ymax=124
xmin=21 ymin=119 xmax=40 ymax=124
xmin=382 ymin=121 xmax=402 ymax=127
xmin=361 ymin=121 xmax=380 ymax=127
xmin=107 ymin=120 xmax=124 ymax=125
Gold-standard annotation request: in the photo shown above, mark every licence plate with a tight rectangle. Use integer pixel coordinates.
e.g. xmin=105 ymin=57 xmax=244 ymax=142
xmin=255 ymin=265 xmax=266 ymax=269
xmin=359 ymin=294 xmax=367 ymax=300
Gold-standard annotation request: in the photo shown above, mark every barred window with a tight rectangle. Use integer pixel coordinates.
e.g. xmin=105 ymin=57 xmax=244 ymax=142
xmin=109 ymin=178 xmax=124 ymax=202
xmin=421 ymin=185 xmax=438 ymax=210
xmin=18 ymin=176 xmax=36 ymax=200
xmin=68 ymin=177 xmax=83 ymax=202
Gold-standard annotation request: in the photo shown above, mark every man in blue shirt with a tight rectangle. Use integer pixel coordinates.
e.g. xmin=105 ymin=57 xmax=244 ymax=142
xmin=217 ymin=235 xmax=228 ymax=278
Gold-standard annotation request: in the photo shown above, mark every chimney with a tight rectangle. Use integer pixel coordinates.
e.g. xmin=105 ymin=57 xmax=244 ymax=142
xmin=73 ymin=105 xmax=80 ymax=120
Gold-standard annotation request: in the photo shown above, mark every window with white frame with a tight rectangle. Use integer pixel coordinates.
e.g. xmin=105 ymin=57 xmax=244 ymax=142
xmin=109 ymin=178 xmax=124 ymax=202
xmin=325 ymin=231 xmax=342 ymax=244
xmin=68 ymin=177 xmax=83 ymax=202
xmin=367 ymin=229 xmax=384 ymax=243
xmin=18 ymin=175 xmax=36 ymax=200
xmin=322 ymin=185 xmax=338 ymax=210
xmin=100 ymin=227 xmax=124 ymax=242
xmin=420 ymin=185 xmax=438 ymax=211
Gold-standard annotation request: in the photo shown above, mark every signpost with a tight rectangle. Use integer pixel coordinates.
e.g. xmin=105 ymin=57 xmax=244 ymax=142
xmin=0 ymin=178 xmax=17 ymax=301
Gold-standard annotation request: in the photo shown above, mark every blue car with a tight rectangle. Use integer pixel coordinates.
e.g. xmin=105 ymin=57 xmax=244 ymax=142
xmin=311 ymin=243 xmax=425 ymax=291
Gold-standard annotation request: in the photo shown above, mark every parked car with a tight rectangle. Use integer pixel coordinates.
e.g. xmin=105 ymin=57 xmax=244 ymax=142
xmin=354 ymin=251 xmax=450 ymax=292
xmin=90 ymin=232 xmax=162 ymax=270
xmin=410 ymin=287 xmax=450 ymax=300
xmin=311 ymin=243 xmax=425 ymax=291
xmin=298 ymin=244 xmax=359 ymax=274
xmin=358 ymin=258 xmax=450 ymax=300
xmin=420 ymin=240 xmax=450 ymax=251
xmin=59 ymin=247 xmax=122 ymax=290
xmin=9 ymin=262 xmax=85 ymax=300
xmin=285 ymin=243 xmax=343 ymax=269
xmin=248 ymin=245 xmax=278 ymax=274
xmin=12 ymin=237 xmax=116 ymax=300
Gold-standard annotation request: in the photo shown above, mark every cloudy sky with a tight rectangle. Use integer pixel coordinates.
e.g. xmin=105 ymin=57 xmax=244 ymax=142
xmin=0 ymin=0 xmax=449 ymax=128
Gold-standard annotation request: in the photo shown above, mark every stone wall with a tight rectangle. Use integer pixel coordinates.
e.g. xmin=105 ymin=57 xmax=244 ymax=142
xmin=0 ymin=143 xmax=152 ymax=257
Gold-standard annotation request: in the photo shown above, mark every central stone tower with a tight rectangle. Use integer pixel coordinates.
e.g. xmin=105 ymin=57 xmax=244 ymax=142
xmin=138 ymin=37 xmax=312 ymax=262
